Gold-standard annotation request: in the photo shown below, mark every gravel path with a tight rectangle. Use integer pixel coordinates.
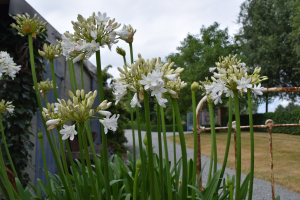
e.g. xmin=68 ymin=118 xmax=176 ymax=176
xmin=124 ymin=129 xmax=300 ymax=200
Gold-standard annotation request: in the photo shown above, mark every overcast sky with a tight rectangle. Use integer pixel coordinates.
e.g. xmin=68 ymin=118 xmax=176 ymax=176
xmin=24 ymin=0 xmax=293 ymax=112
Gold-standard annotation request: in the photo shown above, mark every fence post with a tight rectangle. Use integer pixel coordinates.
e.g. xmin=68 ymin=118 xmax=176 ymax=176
xmin=265 ymin=119 xmax=275 ymax=200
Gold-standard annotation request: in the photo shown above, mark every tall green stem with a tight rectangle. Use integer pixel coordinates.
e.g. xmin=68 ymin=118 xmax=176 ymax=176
xmin=50 ymin=59 xmax=59 ymax=101
xmin=172 ymin=107 xmax=177 ymax=186
xmin=0 ymin=117 xmax=15 ymax=199
xmin=95 ymin=49 xmax=111 ymax=199
xmin=28 ymin=34 xmax=71 ymax=199
xmin=129 ymin=43 xmax=134 ymax=64
xmin=156 ymin=104 xmax=164 ymax=198
xmin=217 ymin=96 xmax=233 ymax=189
xmin=207 ymin=141 xmax=213 ymax=184
xmin=233 ymin=90 xmax=241 ymax=199
xmin=76 ymin=124 xmax=88 ymax=188
xmin=171 ymin=98 xmax=187 ymax=200
xmin=247 ymin=89 xmax=254 ymax=200
xmin=208 ymin=103 xmax=217 ymax=175
xmin=79 ymin=123 xmax=99 ymax=199
xmin=57 ymin=126 xmax=76 ymax=200
xmin=68 ymin=60 xmax=75 ymax=93
xmin=133 ymin=168 xmax=140 ymax=200
xmin=144 ymin=92 xmax=156 ymax=200
xmin=80 ymin=60 xmax=85 ymax=90
xmin=160 ymin=106 xmax=172 ymax=200
xmin=72 ymin=62 xmax=78 ymax=90
xmin=38 ymin=131 xmax=53 ymax=200
xmin=122 ymin=55 xmax=126 ymax=64
xmin=135 ymin=106 xmax=147 ymax=199
xmin=0 ymin=115 xmax=17 ymax=177
xmin=128 ymin=93 xmax=136 ymax=173
xmin=191 ymin=91 xmax=197 ymax=200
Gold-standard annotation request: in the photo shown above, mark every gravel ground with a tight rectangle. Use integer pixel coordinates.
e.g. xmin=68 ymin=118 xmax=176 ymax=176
xmin=124 ymin=129 xmax=300 ymax=200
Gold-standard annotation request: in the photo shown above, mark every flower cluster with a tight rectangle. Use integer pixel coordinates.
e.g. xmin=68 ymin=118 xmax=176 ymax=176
xmin=200 ymin=55 xmax=267 ymax=104
xmin=35 ymin=79 xmax=55 ymax=98
xmin=113 ymin=54 xmax=186 ymax=108
xmin=61 ymin=12 xmax=130 ymax=63
xmin=0 ymin=100 xmax=14 ymax=115
xmin=43 ymin=89 xmax=119 ymax=139
xmin=11 ymin=13 xmax=47 ymax=38
xmin=0 ymin=51 xmax=21 ymax=80
xmin=38 ymin=43 xmax=62 ymax=60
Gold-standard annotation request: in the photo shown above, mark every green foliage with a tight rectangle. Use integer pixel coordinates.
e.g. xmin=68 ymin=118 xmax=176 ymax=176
xmin=275 ymin=102 xmax=300 ymax=112
xmin=125 ymin=124 xmax=188 ymax=132
xmin=237 ymin=0 xmax=300 ymax=111
xmin=289 ymin=0 xmax=300 ymax=57
xmin=165 ymin=22 xmax=241 ymax=122
xmin=0 ymin=12 xmax=46 ymax=185
xmin=222 ymin=110 xmax=300 ymax=134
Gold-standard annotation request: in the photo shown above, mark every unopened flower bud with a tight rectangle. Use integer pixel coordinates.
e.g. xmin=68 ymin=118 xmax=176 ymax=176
xmin=38 ymin=130 xmax=43 ymax=139
xmin=99 ymin=110 xmax=111 ymax=116
xmin=143 ymin=135 xmax=148 ymax=146
xmin=136 ymin=156 xmax=142 ymax=169
xmin=191 ymin=82 xmax=199 ymax=92
xmin=106 ymin=102 xmax=112 ymax=109
xmin=68 ymin=90 xmax=74 ymax=98
xmin=76 ymin=90 xmax=81 ymax=97
xmin=81 ymin=89 xmax=85 ymax=99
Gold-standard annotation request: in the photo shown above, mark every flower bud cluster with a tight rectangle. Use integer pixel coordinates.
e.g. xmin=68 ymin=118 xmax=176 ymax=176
xmin=43 ymin=89 xmax=119 ymax=134
xmin=200 ymin=54 xmax=268 ymax=104
xmin=113 ymin=54 xmax=186 ymax=108
xmin=34 ymin=79 xmax=55 ymax=98
xmin=11 ymin=13 xmax=47 ymax=38
xmin=0 ymin=51 xmax=21 ymax=80
xmin=116 ymin=46 xmax=126 ymax=57
xmin=61 ymin=12 xmax=130 ymax=63
xmin=0 ymin=100 xmax=14 ymax=115
xmin=38 ymin=42 xmax=62 ymax=60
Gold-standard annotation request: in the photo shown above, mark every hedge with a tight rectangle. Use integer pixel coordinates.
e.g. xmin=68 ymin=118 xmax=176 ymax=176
xmin=125 ymin=124 xmax=188 ymax=132
xmin=221 ymin=110 xmax=300 ymax=135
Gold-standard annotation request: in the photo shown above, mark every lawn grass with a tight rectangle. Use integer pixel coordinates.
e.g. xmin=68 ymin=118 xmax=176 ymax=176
xmin=168 ymin=131 xmax=300 ymax=193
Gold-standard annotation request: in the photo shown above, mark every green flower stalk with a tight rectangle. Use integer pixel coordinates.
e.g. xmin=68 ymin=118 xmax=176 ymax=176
xmin=233 ymin=90 xmax=241 ymax=199
xmin=208 ymin=103 xmax=217 ymax=175
xmin=172 ymin=106 xmax=176 ymax=182
xmin=37 ymin=131 xmax=53 ymax=200
xmin=191 ymin=82 xmax=199 ymax=200
xmin=171 ymin=97 xmax=188 ymax=200
xmin=133 ymin=156 xmax=142 ymax=200
xmin=80 ymin=60 xmax=84 ymax=89
xmin=160 ymin=106 xmax=172 ymax=200
xmin=68 ymin=60 xmax=75 ymax=93
xmin=72 ymin=62 xmax=78 ymax=90
xmin=247 ymin=89 xmax=255 ymax=200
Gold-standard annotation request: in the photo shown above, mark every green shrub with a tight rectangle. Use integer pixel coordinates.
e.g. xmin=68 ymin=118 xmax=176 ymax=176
xmin=222 ymin=110 xmax=300 ymax=135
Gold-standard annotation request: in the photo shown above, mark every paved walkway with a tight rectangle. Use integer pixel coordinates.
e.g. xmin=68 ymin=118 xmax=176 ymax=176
xmin=124 ymin=129 xmax=300 ymax=200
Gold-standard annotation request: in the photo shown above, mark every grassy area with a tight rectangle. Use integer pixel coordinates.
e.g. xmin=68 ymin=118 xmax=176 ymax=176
xmin=168 ymin=131 xmax=300 ymax=193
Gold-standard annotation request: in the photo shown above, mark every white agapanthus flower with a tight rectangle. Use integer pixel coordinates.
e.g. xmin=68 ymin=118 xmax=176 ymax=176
xmin=225 ymin=89 xmax=234 ymax=98
xmin=209 ymin=67 xmax=216 ymax=73
xmin=60 ymin=125 xmax=77 ymax=140
xmin=251 ymin=83 xmax=264 ymax=98
xmin=210 ymin=92 xmax=223 ymax=105
xmin=99 ymin=114 xmax=120 ymax=134
xmin=46 ymin=119 xmax=61 ymax=126
xmin=99 ymin=110 xmax=112 ymax=116
xmin=54 ymin=99 xmax=63 ymax=113
xmin=0 ymin=51 xmax=21 ymax=80
xmin=236 ymin=77 xmax=252 ymax=92
xmin=164 ymin=74 xmax=179 ymax=81
xmin=140 ymin=73 xmax=159 ymax=90
xmin=95 ymin=12 xmax=110 ymax=25
xmin=156 ymin=94 xmax=168 ymax=108
xmin=115 ymin=25 xmax=129 ymax=38
xmin=130 ymin=93 xmax=142 ymax=108
xmin=113 ymin=81 xmax=127 ymax=105
xmin=150 ymin=81 xmax=167 ymax=97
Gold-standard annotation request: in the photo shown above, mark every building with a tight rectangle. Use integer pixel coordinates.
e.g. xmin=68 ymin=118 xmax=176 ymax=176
xmin=1 ymin=0 xmax=102 ymax=185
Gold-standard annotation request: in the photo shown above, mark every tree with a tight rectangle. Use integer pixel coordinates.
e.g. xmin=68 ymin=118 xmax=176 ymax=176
xmin=274 ymin=104 xmax=285 ymax=112
xmin=274 ymin=102 xmax=300 ymax=112
xmin=165 ymin=22 xmax=240 ymax=121
xmin=237 ymin=0 xmax=300 ymax=112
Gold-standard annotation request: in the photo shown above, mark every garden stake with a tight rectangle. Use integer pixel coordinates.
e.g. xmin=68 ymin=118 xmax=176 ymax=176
xmin=72 ymin=62 xmax=78 ymax=90
xmin=266 ymin=119 xmax=275 ymax=200
xmin=68 ymin=60 xmax=75 ymax=93
xmin=80 ymin=60 xmax=84 ymax=89
xmin=196 ymin=125 xmax=204 ymax=190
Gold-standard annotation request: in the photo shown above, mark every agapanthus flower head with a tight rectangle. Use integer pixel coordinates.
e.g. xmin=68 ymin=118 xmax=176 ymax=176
xmin=60 ymin=125 xmax=77 ymax=140
xmin=35 ymin=78 xmax=55 ymax=98
xmin=11 ymin=13 xmax=47 ymax=38
xmin=0 ymin=51 xmax=21 ymax=80
xmin=113 ymin=54 xmax=186 ymax=106
xmin=38 ymin=42 xmax=62 ymax=60
xmin=118 ymin=24 xmax=136 ymax=43
xmin=43 ymin=89 xmax=118 ymax=131
xmin=0 ymin=100 xmax=14 ymax=115
xmin=200 ymin=54 xmax=268 ymax=104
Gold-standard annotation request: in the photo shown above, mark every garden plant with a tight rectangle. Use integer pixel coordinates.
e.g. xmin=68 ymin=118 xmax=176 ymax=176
xmin=0 ymin=11 xmax=281 ymax=200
